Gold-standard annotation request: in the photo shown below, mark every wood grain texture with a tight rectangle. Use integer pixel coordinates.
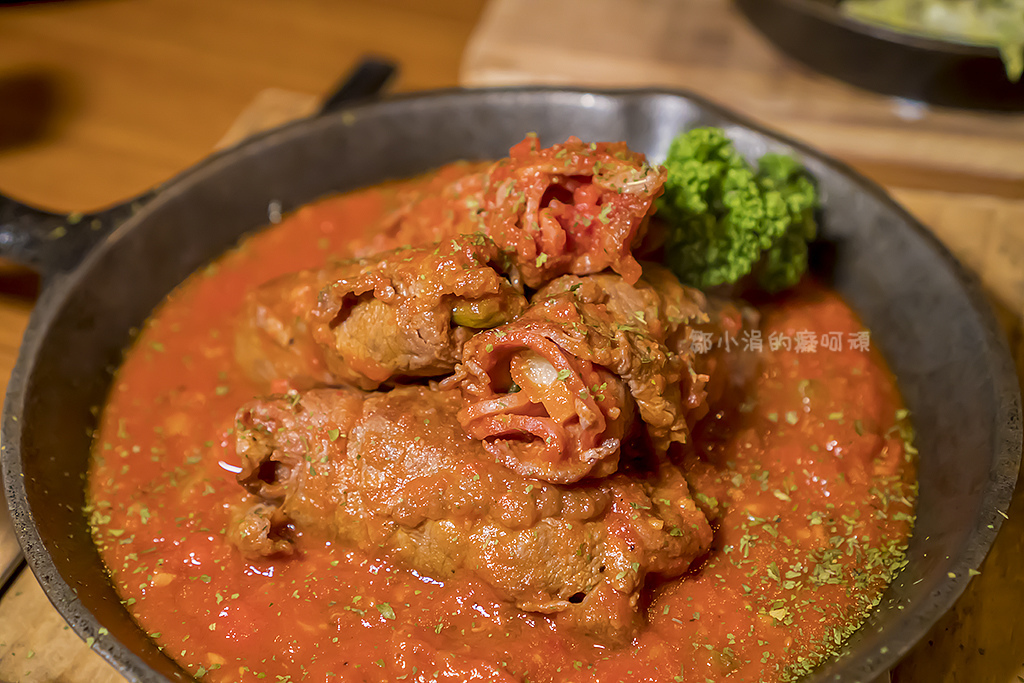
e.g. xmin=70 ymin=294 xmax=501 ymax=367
xmin=0 ymin=0 xmax=484 ymax=212
xmin=0 ymin=571 xmax=123 ymax=683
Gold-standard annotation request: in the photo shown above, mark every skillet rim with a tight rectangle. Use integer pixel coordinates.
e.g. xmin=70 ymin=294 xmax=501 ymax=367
xmin=2 ymin=85 xmax=1021 ymax=682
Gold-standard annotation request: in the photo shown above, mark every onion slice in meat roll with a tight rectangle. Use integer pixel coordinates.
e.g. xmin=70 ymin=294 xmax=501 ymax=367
xmin=450 ymin=265 xmax=716 ymax=483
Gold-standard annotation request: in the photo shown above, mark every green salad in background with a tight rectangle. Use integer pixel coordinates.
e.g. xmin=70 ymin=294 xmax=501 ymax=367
xmin=841 ymin=0 xmax=1024 ymax=81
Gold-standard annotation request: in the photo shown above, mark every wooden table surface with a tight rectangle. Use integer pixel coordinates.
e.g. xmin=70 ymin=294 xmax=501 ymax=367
xmin=0 ymin=0 xmax=1022 ymax=681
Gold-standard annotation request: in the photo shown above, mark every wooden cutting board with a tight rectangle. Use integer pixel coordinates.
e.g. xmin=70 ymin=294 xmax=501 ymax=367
xmin=462 ymin=1 xmax=1024 ymax=682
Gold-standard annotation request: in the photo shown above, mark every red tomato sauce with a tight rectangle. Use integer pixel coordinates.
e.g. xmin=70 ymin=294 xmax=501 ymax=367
xmin=87 ymin=171 xmax=916 ymax=683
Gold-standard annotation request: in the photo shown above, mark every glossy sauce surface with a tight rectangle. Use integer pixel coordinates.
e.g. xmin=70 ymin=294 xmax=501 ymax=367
xmin=87 ymin=171 xmax=915 ymax=683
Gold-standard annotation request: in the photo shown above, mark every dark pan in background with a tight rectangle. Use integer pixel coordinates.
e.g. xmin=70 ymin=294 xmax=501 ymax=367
xmin=735 ymin=0 xmax=1024 ymax=110
xmin=0 ymin=73 xmax=1020 ymax=681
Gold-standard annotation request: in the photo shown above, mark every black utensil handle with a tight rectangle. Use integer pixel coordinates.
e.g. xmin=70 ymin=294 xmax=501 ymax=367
xmin=319 ymin=56 xmax=398 ymax=115
xmin=0 ymin=193 xmax=152 ymax=281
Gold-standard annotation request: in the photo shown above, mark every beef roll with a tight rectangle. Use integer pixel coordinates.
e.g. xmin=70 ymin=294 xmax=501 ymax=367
xmin=235 ymin=235 xmax=526 ymax=390
xmin=384 ymin=135 xmax=666 ymax=287
xmin=229 ymin=385 xmax=713 ymax=647
xmin=450 ymin=265 xmax=717 ymax=484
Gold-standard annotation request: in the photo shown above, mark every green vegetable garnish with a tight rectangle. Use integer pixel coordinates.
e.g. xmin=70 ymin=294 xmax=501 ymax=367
xmin=450 ymin=299 xmax=509 ymax=328
xmin=656 ymin=127 xmax=818 ymax=293
xmin=842 ymin=0 xmax=1024 ymax=81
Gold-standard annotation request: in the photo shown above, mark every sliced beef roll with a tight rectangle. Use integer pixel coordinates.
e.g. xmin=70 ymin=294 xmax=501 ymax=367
xmin=229 ymin=385 xmax=713 ymax=647
xmin=384 ymin=135 xmax=666 ymax=288
xmin=235 ymin=235 xmax=526 ymax=390
xmin=450 ymin=266 xmax=715 ymax=483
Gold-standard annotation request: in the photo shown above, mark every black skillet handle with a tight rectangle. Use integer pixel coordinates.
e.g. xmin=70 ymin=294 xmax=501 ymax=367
xmin=319 ymin=56 xmax=398 ymax=115
xmin=0 ymin=193 xmax=153 ymax=282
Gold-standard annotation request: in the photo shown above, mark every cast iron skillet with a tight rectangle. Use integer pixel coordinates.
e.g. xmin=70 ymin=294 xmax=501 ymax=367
xmin=735 ymin=0 xmax=1024 ymax=110
xmin=1 ymin=70 xmax=1020 ymax=682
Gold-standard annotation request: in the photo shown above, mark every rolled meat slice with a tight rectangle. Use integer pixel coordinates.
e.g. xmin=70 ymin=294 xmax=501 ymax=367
xmin=229 ymin=386 xmax=713 ymax=647
xmin=384 ymin=136 xmax=666 ymax=287
xmin=449 ymin=265 xmax=713 ymax=484
xmin=234 ymin=267 xmax=335 ymax=391
xmin=235 ymin=235 xmax=526 ymax=390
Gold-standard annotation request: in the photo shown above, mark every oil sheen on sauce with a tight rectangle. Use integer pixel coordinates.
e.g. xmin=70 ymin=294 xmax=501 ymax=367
xmin=87 ymin=172 xmax=916 ymax=683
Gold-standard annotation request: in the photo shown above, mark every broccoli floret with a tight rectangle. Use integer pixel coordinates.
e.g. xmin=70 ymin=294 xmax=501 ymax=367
xmin=656 ymin=128 xmax=819 ymax=293
xmin=755 ymin=152 xmax=818 ymax=292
